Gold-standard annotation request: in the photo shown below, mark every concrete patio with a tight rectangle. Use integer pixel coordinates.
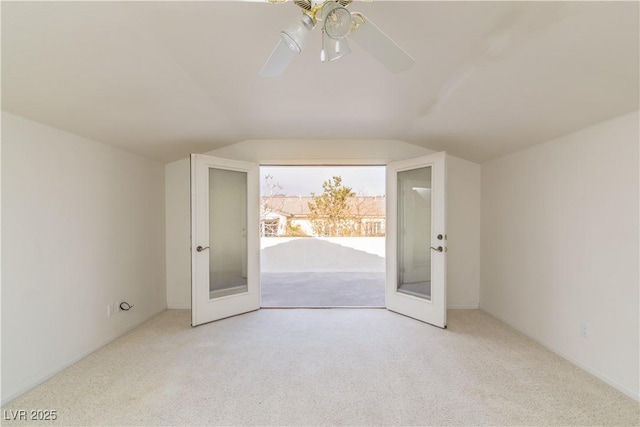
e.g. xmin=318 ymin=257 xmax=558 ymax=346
xmin=260 ymin=237 xmax=386 ymax=307
xmin=260 ymin=272 xmax=385 ymax=307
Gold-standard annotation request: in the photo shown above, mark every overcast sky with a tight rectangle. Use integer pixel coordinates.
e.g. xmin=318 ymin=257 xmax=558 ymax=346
xmin=260 ymin=166 xmax=386 ymax=196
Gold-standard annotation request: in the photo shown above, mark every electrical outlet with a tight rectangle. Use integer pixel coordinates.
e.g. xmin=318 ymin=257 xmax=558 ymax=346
xmin=580 ymin=322 xmax=590 ymax=338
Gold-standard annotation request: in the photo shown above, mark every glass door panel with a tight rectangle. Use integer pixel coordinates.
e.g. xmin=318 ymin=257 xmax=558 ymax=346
xmin=397 ymin=166 xmax=432 ymax=300
xmin=208 ymin=168 xmax=248 ymax=299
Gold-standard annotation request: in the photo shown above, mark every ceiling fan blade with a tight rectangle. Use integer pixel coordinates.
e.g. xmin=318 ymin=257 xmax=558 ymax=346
xmin=348 ymin=15 xmax=415 ymax=73
xmin=259 ymin=39 xmax=297 ymax=77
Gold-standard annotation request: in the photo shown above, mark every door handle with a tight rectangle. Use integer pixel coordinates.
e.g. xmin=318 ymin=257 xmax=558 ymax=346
xmin=430 ymin=246 xmax=446 ymax=252
xmin=196 ymin=246 xmax=209 ymax=252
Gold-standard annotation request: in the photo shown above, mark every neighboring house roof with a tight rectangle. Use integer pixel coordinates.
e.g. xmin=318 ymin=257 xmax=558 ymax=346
xmin=262 ymin=196 xmax=386 ymax=218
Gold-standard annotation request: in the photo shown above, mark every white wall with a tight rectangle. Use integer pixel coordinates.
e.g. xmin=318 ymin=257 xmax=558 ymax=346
xmin=262 ymin=237 xmax=386 ymax=257
xmin=447 ymin=156 xmax=481 ymax=309
xmin=164 ymin=140 xmax=482 ymax=309
xmin=480 ymin=111 xmax=639 ymax=400
xmin=261 ymin=237 xmax=386 ymax=273
xmin=1 ymin=112 xmax=167 ymax=404
xmin=207 ymin=139 xmax=432 ymax=164
xmin=165 ymin=158 xmax=191 ymax=309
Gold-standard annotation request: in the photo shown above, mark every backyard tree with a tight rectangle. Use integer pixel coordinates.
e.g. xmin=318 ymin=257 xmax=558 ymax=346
xmin=308 ymin=176 xmax=356 ymax=237
xmin=260 ymin=174 xmax=285 ymax=237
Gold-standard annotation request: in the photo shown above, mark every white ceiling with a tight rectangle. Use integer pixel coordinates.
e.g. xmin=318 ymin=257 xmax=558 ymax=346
xmin=2 ymin=1 xmax=638 ymax=163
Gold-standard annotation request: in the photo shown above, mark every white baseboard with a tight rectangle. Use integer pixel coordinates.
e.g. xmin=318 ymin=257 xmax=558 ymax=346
xmin=480 ymin=308 xmax=639 ymax=402
xmin=1 ymin=307 xmax=167 ymax=406
xmin=167 ymin=304 xmax=191 ymax=310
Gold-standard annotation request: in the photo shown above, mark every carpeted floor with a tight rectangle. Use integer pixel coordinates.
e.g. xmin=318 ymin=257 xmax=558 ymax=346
xmin=2 ymin=309 xmax=639 ymax=426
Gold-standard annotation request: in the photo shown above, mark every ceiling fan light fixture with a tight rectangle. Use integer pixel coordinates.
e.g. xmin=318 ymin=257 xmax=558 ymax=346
xmin=261 ymin=0 xmax=414 ymax=76
xmin=280 ymin=14 xmax=315 ymax=53
xmin=323 ymin=29 xmax=351 ymax=61
xmin=321 ymin=2 xmax=352 ymax=40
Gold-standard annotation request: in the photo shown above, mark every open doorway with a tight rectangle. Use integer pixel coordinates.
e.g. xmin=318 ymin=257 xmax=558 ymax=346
xmin=259 ymin=165 xmax=386 ymax=307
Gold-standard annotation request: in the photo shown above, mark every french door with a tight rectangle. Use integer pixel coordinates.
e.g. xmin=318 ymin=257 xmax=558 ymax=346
xmin=191 ymin=152 xmax=445 ymax=327
xmin=386 ymin=152 xmax=447 ymax=328
xmin=190 ymin=154 xmax=260 ymax=326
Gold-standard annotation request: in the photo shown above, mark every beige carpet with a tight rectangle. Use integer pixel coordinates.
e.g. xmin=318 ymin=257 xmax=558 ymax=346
xmin=2 ymin=309 xmax=639 ymax=426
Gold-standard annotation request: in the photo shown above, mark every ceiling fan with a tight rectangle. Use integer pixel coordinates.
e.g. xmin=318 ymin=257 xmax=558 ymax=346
xmin=260 ymin=0 xmax=415 ymax=77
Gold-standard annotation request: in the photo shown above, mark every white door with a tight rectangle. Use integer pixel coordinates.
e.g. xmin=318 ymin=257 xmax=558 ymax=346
xmin=386 ymin=152 xmax=447 ymax=327
xmin=191 ymin=154 xmax=260 ymax=326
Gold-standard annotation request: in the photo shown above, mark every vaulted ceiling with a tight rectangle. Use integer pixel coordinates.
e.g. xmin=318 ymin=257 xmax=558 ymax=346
xmin=2 ymin=1 xmax=638 ymax=163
